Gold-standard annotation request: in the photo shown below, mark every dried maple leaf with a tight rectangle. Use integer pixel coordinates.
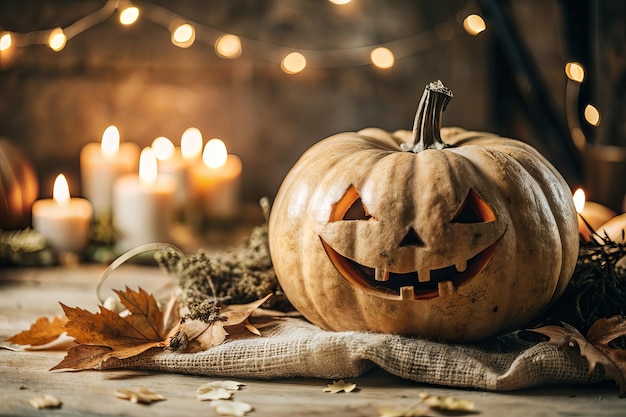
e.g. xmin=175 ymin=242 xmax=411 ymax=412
xmin=5 ymin=315 xmax=68 ymax=347
xmin=51 ymin=287 xmax=179 ymax=371
xmin=323 ymin=380 xmax=357 ymax=394
xmin=172 ymin=294 xmax=272 ymax=353
xmin=531 ymin=316 xmax=626 ymax=397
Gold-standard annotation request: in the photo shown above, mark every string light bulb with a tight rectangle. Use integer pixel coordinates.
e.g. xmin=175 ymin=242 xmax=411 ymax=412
xmin=171 ymin=23 xmax=195 ymax=48
xmin=565 ymin=62 xmax=585 ymax=83
xmin=463 ymin=14 xmax=486 ymax=35
xmin=584 ymin=104 xmax=601 ymax=127
xmin=48 ymin=28 xmax=67 ymax=51
xmin=119 ymin=6 xmax=140 ymax=26
xmin=370 ymin=47 xmax=395 ymax=69
xmin=215 ymin=34 xmax=242 ymax=59
xmin=0 ymin=32 xmax=12 ymax=52
xmin=281 ymin=52 xmax=307 ymax=74
xmin=329 ymin=0 xmax=352 ymax=4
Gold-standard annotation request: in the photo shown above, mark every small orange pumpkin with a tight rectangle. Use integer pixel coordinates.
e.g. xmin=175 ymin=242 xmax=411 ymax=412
xmin=268 ymin=81 xmax=579 ymax=342
xmin=0 ymin=139 xmax=39 ymax=230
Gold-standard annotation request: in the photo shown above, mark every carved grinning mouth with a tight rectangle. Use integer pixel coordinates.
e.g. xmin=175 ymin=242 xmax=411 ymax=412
xmin=320 ymin=234 xmax=503 ymax=300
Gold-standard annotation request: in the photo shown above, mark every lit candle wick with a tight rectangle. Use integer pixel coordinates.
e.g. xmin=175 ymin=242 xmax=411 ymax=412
xmin=573 ymin=188 xmax=585 ymax=214
xmin=203 ymin=138 xmax=228 ymax=169
xmin=101 ymin=125 xmax=120 ymax=157
xmin=53 ymin=174 xmax=71 ymax=207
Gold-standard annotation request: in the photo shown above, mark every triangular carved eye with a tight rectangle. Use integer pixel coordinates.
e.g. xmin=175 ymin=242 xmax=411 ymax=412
xmin=330 ymin=185 xmax=372 ymax=222
xmin=400 ymin=227 xmax=425 ymax=247
xmin=451 ymin=188 xmax=496 ymax=223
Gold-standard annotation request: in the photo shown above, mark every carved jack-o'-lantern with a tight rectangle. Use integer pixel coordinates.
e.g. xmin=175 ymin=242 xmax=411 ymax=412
xmin=268 ymin=81 xmax=579 ymax=342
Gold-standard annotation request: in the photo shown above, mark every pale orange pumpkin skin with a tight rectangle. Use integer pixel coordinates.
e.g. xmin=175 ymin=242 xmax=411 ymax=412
xmin=268 ymin=82 xmax=579 ymax=342
xmin=0 ymin=140 xmax=39 ymax=230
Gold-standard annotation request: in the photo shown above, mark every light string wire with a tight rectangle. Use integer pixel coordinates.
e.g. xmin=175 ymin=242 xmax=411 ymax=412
xmin=1 ymin=0 xmax=483 ymax=70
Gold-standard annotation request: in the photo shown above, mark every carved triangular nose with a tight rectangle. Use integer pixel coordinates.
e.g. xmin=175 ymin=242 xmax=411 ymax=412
xmin=400 ymin=227 xmax=425 ymax=247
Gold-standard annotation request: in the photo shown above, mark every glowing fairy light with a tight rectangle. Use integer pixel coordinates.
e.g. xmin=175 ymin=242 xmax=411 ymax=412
xmin=0 ymin=32 xmax=12 ymax=51
xmin=281 ymin=52 xmax=306 ymax=74
xmin=215 ymin=34 xmax=242 ymax=59
xmin=48 ymin=28 xmax=67 ymax=51
xmin=172 ymin=23 xmax=195 ymax=48
xmin=370 ymin=47 xmax=395 ymax=69
xmin=120 ymin=6 xmax=140 ymax=26
xmin=584 ymin=104 xmax=601 ymax=127
xmin=565 ymin=62 xmax=585 ymax=83
xmin=463 ymin=14 xmax=486 ymax=35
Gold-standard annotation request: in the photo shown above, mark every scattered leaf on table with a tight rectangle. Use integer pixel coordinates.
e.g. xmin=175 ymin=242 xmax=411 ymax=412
xmin=377 ymin=406 xmax=427 ymax=417
xmin=530 ymin=316 xmax=626 ymax=397
xmin=210 ymin=399 xmax=253 ymax=416
xmin=5 ymin=315 xmax=68 ymax=347
xmin=323 ymin=379 xmax=357 ymax=393
xmin=197 ymin=387 xmax=233 ymax=401
xmin=197 ymin=380 xmax=245 ymax=394
xmin=115 ymin=387 xmax=166 ymax=404
xmin=420 ymin=392 xmax=475 ymax=411
xmin=51 ymin=287 xmax=179 ymax=371
xmin=29 ymin=394 xmax=62 ymax=409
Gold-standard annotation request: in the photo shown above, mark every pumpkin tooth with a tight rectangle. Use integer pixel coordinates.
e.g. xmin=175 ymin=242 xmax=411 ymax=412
xmin=400 ymin=286 xmax=415 ymax=300
xmin=374 ymin=268 xmax=389 ymax=282
xmin=417 ymin=268 xmax=431 ymax=283
xmin=438 ymin=281 xmax=456 ymax=297
xmin=455 ymin=259 xmax=467 ymax=272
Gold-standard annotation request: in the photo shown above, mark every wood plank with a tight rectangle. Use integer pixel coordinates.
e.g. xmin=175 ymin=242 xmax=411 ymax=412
xmin=1 ymin=266 xmax=624 ymax=416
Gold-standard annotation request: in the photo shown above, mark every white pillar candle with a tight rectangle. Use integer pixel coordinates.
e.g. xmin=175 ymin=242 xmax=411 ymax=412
xmin=189 ymin=138 xmax=242 ymax=219
xmin=32 ymin=174 xmax=93 ymax=254
xmin=113 ymin=147 xmax=176 ymax=252
xmin=152 ymin=136 xmax=188 ymax=210
xmin=80 ymin=125 xmax=140 ymax=217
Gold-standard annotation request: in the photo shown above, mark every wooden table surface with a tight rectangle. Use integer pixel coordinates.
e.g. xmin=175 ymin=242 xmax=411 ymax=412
xmin=1 ymin=264 xmax=624 ymax=417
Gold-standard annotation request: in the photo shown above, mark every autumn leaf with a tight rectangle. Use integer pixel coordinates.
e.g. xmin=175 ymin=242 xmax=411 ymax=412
xmin=29 ymin=394 xmax=62 ymax=409
xmin=419 ymin=393 xmax=475 ymax=411
xmin=172 ymin=294 xmax=272 ymax=353
xmin=530 ymin=316 xmax=626 ymax=397
xmin=51 ymin=287 xmax=179 ymax=371
xmin=210 ymin=400 xmax=253 ymax=417
xmin=197 ymin=380 xmax=245 ymax=401
xmin=115 ymin=388 xmax=166 ymax=404
xmin=5 ymin=315 xmax=68 ymax=348
xmin=323 ymin=380 xmax=357 ymax=394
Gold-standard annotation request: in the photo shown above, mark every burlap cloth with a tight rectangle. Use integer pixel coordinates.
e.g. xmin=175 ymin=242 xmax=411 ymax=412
xmin=104 ymin=317 xmax=605 ymax=391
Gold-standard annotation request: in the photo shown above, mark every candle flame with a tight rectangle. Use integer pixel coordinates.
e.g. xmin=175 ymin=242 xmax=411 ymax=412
xmin=152 ymin=136 xmax=174 ymax=160
xmin=53 ymin=174 xmax=71 ymax=207
xmin=101 ymin=125 xmax=120 ymax=157
xmin=139 ymin=147 xmax=158 ymax=185
xmin=181 ymin=127 xmax=203 ymax=160
xmin=203 ymin=138 xmax=228 ymax=169
xmin=573 ymin=188 xmax=585 ymax=213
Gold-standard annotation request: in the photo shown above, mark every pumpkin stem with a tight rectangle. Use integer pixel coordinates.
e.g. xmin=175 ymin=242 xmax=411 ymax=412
xmin=403 ymin=80 xmax=453 ymax=153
